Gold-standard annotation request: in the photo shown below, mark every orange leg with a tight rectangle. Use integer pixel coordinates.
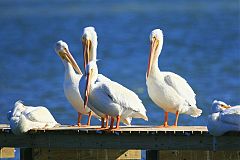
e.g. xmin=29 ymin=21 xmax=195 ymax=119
xmin=105 ymin=115 xmax=109 ymax=128
xmin=87 ymin=111 xmax=92 ymax=126
xmin=174 ymin=111 xmax=179 ymax=126
xmin=163 ymin=112 xmax=168 ymax=127
xmin=110 ymin=117 xmax=115 ymax=129
xmin=77 ymin=112 xmax=82 ymax=127
xmin=99 ymin=115 xmax=109 ymax=129
xmin=115 ymin=115 xmax=120 ymax=129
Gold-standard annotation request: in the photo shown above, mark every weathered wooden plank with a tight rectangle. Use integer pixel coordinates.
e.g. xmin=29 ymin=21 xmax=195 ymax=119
xmin=214 ymin=135 xmax=240 ymax=150
xmin=210 ymin=151 xmax=240 ymax=160
xmin=0 ymin=147 xmax=15 ymax=158
xmin=0 ymin=132 xmax=219 ymax=150
xmin=159 ymin=150 xmax=212 ymax=160
xmin=1 ymin=133 xmax=239 ymax=150
xmin=0 ymin=124 xmax=239 ymax=151
xmin=0 ymin=124 xmax=9 ymax=128
xmin=159 ymin=150 xmax=240 ymax=160
xmin=20 ymin=148 xmax=32 ymax=160
xmin=146 ymin=150 xmax=159 ymax=160
xmin=32 ymin=148 xmax=141 ymax=160
xmin=0 ymin=125 xmax=208 ymax=132
xmin=31 ymin=125 xmax=209 ymax=132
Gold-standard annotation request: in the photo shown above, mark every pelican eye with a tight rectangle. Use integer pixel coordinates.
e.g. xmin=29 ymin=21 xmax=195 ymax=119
xmin=152 ymin=36 xmax=156 ymax=41
xmin=220 ymin=104 xmax=227 ymax=108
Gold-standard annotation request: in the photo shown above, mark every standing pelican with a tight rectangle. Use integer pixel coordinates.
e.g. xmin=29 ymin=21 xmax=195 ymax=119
xmin=81 ymin=27 xmax=133 ymax=127
xmin=7 ymin=100 xmax=59 ymax=135
xmin=146 ymin=29 xmax=202 ymax=127
xmin=80 ymin=27 xmax=148 ymax=129
xmin=82 ymin=27 xmax=111 ymax=128
xmin=207 ymin=100 xmax=240 ymax=136
xmin=55 ymin=40 xmax=98 ymax=126
xmin=80 ymin=61 xmax=148 ymax=130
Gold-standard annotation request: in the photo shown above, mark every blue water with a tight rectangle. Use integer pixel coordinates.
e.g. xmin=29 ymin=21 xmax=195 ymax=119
xmin=0 ymin=1 xmax=239 ymax=158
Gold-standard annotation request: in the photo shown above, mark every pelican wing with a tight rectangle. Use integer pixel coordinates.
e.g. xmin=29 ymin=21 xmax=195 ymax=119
xmin=164 ymin=72 xmax=196 ymax=105
xmin=220 ymin=107 xmax=240 ymax=126
xmin=23 ymin=107 xmax=57 ymax=123
xmin=97 ymin=74 xmax=111 ymax=82
xmin=100 ymin=80 xmax=145 ymax=113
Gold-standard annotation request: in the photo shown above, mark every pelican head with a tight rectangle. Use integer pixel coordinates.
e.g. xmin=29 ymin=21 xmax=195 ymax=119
xmin=55 ymin=40 xmax=82 ymax=75
xmin=211 ymin=100 xmax=231 ymax=113
xmin=82 ymin=27 xmax=98 ymax=69
xmin=146 ymin=29 xmax=163 ymax=78
xmin=10 ymin=100 xmax=26 ymax=118
xmin=83 ymin=60 xmax=98 ymax=109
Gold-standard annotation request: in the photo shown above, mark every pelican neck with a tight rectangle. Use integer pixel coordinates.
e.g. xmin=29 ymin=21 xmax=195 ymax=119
xmin=151 ymin=54 xmax=160 ymax=72
xmin=150 ymin=44 xmax=162 ymax=75
xmin=63 ymin=60 xmax=77 ymax=81
xmin=90 ymin=45 xmax=97 ymax=61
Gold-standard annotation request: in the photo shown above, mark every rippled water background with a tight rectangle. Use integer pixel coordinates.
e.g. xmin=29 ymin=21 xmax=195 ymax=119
xmin=0 ymin=0 xmax=239 ymax=143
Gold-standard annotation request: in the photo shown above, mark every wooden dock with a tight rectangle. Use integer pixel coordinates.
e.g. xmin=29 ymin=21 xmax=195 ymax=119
xmin=0 ymin=124 xmax=239 ymax=160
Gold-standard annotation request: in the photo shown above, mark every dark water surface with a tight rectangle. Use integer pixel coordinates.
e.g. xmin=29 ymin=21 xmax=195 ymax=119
xmin=0 ymin=0 xmax=239 ymax=131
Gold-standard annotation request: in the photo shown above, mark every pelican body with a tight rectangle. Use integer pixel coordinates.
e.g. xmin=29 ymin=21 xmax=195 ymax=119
xmin=7 ymin=101 xmax=59 ymax=135
xmin=146 ymin=29 xmax=202 ymax=127
xmin=55 ymin=40 xmax=98 ymax=126
xmin=81 ymin=27 xmax=148 ymax=129
xmin=207 ymin=100 xmax=240 ymax=136
xmin=80 ymin=61 xmax=148 ymax=129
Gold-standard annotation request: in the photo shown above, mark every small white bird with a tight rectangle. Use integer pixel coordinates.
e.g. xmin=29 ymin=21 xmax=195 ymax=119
xmin=146 ymin=29 xmax=202 ymax=127
xmin=207 ymin=100 xmax=240 ymax=136
xmin=80 ymin=61 xmax=148 ymax=130
xmin=7 ymin=101 xmax=59 ymax=135
xmin=55 ymin=40 xmax=99 ymax=126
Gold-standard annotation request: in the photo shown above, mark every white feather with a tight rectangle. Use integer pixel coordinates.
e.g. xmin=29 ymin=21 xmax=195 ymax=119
xmin=8 ymin=101 xmax=59 ymax=135
xmin=207 ymin=101 xmax=240 ymax=136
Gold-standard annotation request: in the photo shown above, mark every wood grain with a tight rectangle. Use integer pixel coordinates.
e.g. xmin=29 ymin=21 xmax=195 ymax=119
xmin=0 ymin=124 xmax=239 ymax=151
xmin=0 ymin=147 xmax=15 ymax=158
xmin=32 ymin=148 xmax=141 ymax=160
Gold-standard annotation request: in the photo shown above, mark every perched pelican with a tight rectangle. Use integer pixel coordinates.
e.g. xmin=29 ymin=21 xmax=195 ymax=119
xmin=7 ymin=100 xmax=59 ymax=135
xmin=207 ymin=100 xmax=240 ymax=136
xmin=146 ymin=29 xmax=202 ymax=127
xmin=81 ymin=27 xmax=134 ymax=127
xmin=80 ymin=61 xmax=148 ymax=130
xmin=82 ymin=27 xmax=111 ymax=128
xmin=55 ymin=40 xmax=98 ymax=126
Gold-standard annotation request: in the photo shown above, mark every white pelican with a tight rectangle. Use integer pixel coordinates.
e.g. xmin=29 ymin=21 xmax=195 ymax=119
xmin=82 ymin=27 xmax=111 ymax=128
xmin=81 ymin=27 xmax=134 ymax=127
xmin=207 ymin=100 xmax=240 ymax=136
xmin=7 ymin=100 xmax=59 ymax=135
xmin=80 ymin=61 xmax=148 ymax=130
xmin=146 ymin=29 xmax=202 ymax=127
xmin=55 ymin=40 xmax=99 ymax=126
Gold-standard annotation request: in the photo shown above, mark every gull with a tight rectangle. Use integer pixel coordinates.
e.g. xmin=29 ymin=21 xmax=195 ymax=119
xmin=207 ymin=100 xmax=240 ymax=136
